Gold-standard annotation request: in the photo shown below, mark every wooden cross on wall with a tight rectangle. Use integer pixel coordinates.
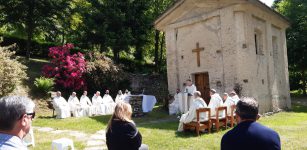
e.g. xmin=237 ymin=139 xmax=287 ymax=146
xmin=192 ymin=42 xmax=204 ymax=67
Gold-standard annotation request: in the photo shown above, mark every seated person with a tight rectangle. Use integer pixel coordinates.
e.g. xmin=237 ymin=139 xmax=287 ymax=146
xmin=106 ymin=101 xmax=148 ymax=150
xmin=122 ymin=89 xmax=131 ymax=102
xmin=115 ymin=90 xmax=124 ymax=103
xmin=102 ymin=90 xmax=116 ymax=114
xmin=68 ymin=92 xmax=82 ymax=117
xmin=208 ymin=89 xmax=223 ymax=117
xmin=169 ymin=89 xmax=181 ymax=115
xmin=229 ymin=91 xmax=240 ymax=105
xmin=178 ymin=91 xmax=208 ymax=132
xmin=221 ymin=97 xmax=281 ymax=150
xmin=222 ymin=93 xmax=235 ymax=116
xmin=92 ymin=91 xmax=105 ymax=115
xmin=80 ymin=91 xmax=94 ymax=116
xmin=52 ymin=91 xmax=71 ymax=119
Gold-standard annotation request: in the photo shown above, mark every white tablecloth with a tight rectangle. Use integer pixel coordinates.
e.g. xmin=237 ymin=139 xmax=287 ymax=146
xmin=124 ymin=95 xmax=157 ymax=113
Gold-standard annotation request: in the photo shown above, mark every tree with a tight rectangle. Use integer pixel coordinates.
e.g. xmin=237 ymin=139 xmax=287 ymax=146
xmin=274 ymin=0 xmax=307 ymax=95
xmin=0 ymin=0 xmax=69 ymax=59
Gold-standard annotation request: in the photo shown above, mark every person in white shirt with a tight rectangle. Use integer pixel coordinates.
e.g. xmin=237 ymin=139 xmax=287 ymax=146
xmin=184 ymin=79 xmax=197 ymax=111
xmin=92 ymin=91 xmax=105 ymax=115
xmin=222 ymin=93 xmax=235 ymax=116
xmin=178 ymin=91 xmax=208 ymax=131
xmin=102 ymin=90 xmax=116 ymax=114
xmin=169 ymin=89 xmax=181 ymax=115
xmin=68 ymin=92 xmax=82 ymax=117
xmin=80 ymin=91 xmax=93 ymax=116
xmin=208 ymin=89 xmax=223 ymax=117
xmin=229 ymin=91 xmax=240 ymax=105
xmin=52 ymin=91 xmax=71 ymax=119
xmin=123 ymin=89 xmax=131 ymax=103
xmin=115 ymin=90 xmax=125 ymax=103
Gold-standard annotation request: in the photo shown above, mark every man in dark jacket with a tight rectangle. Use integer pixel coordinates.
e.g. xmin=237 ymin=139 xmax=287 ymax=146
xmin=221 ymin=97 xmax=281 ymax=150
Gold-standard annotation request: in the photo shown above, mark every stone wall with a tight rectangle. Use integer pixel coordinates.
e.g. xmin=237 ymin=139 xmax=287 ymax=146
xmin=128 ymin=74 xmax=169 ymax=103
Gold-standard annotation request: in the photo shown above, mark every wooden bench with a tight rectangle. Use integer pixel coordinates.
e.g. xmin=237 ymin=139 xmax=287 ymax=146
xmin=183 ymin=108 xmax=211 ymax=136
xmin=211 ymin=106 xmax=227 ymax=132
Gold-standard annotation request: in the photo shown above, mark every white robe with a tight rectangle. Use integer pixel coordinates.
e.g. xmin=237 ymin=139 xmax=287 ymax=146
xmin=223 ymin=97 xmax=235 ymax=116
xmin=92 ymin=95 xmax=105 ymax=115
xmin=184 ymin=84 xmax=197 ymax=109
xmin=208 ymin=93 xmax=224 ymax=117
xmin=80 ymin=95 xmax=94 ymax=116
xmin=169 ymin=93 xmax=180 ymax=115
xmin=52 ymin=96 xmax=71 ymax=119
xmin=122 ymin=93 xmax=131 ymax=103
xmin=68 ymin=96 xmax=82 ymax=117
xmin=178 ymin=97 xmax=208 ymax=131
xmin=115 ymin=94 xmax=125 ymax=103
xmin=102 ymin=94 xmax=116 ymax=115
xmin=231 ymin=95 xmax=240 ymax=105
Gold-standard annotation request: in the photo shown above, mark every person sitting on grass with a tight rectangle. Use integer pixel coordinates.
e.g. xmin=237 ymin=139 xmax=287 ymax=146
xmin=106 ymin=101 xmax=148 ymax=150
xmin=177 ymin=91 xmax=208 ymax=132
xmin=0 ymin=96 xmax=35 ymax=150
xmin=221 ymin=97 xmax=281 ymax=150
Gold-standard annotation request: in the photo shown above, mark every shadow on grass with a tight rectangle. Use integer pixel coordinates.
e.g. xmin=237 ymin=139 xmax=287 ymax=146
xmin=290 ymin=104 xmax=307 ymax=113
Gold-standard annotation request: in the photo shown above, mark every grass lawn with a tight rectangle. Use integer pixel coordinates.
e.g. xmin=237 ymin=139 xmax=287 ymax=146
xmin=32 ymin=103 xmax=307 ymax=150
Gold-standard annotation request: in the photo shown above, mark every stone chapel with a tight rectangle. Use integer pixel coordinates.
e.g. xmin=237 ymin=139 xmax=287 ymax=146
xmin=154 ymin=0 xmax=291 ymax=113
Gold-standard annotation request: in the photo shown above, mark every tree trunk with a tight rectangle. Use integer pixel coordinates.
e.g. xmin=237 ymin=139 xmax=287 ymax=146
xmin=25 ymin=0 xmax=34 ymax=60
xmin=154 ymin=30 xmax=160 ymax=69
xmin=134 ymin=43 xmax=143 ymax=61
xmin=113 ymin=48 xmax=120 ymax=63
xmin=302 ymin=71 xmax=307 ymax=95
xmin=159 ymin=32 xmax=165 ymax=70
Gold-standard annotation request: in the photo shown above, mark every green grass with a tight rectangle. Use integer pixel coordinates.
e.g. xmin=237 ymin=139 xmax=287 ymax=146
xmin=32 ymin=104 xmax=307 ymax=150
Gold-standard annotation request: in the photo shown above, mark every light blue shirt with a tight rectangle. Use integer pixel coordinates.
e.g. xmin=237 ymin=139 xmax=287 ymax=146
xmin=0 ymin=133 xmax=27 ymax=150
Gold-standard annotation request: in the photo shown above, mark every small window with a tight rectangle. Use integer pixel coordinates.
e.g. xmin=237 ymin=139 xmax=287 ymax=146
xmin=254 ymin=29 xmax=264 ymax=55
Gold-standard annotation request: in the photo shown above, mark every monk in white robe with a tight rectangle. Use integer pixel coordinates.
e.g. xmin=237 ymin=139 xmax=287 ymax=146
xmin=68 ymin=92 xmax=82 ymax=117
xmin=122 ymin=89 xmax=131 ymax=103
xmin=178 ymin=91 xmax=208 ymax=131
xmin=115 ymin=90 xmax=125 ymax=103
xmin=169 ymin=89 xmax=181 ymax=115
xmin=52 ymin=91 xmax=71 ymax=119
xmin=222 ymin=93 xmax=235 ymax=116
xmin=102 ymin=90 xmax=116 ymax=114
xmin=230 ymin=91 xmax=240 ymax=105
xmin=184 ymin=79 xmax=197 ymax=110
xmin=92 ymin=91 xmax=105 ymax=115
xmin=208 ymin=89 xmax=223 ymax=117
xmin=80 ymin=91 xmax=94 ymax=116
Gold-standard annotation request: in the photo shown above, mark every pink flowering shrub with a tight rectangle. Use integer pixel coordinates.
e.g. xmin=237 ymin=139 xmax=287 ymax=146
xmin=42 ymin=44 xmax=87 ymax=91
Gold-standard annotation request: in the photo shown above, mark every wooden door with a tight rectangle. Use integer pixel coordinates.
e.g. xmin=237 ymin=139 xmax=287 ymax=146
xmin=194 ymin=73 xmax=210 ymax=104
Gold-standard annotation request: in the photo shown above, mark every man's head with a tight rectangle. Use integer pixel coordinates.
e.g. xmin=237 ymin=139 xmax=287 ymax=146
xmin=118 ymin=90 xmax=122 ymax=95
xmin=235 ymin=97 xmax=259 ymax=123
xmin=106 ymin=90 xmax=110 ymax=94
xmin=0 ymin=96 xmax=35 ymax=138
xmin=186 ymin=79 xmax=192 ymax=86
xmin=96 ymin=91 xmax=100 ymax=96
xmin=222 ymin=93 xmax=228 ymax=101
xmin=193 ymin=91 xmax=201 ymax=98
xmin=210 ymin=89 xmax=216 ymax=96
xmin=72 ymin=92 xmax=76 ymax=97
xmin=125 ymin=89 xmax=129 ymax=94
xmin=229 ymin=91 xmax=237 ymax=97
xmin=56 ymin=91 xmax=61 ymax=97
xmin=83 ymin=91 xmax=87 ymax=96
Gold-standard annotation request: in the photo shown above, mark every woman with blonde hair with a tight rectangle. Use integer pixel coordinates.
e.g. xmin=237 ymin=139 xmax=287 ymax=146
xmin=106 ymin=101 xmax=148 ymax=150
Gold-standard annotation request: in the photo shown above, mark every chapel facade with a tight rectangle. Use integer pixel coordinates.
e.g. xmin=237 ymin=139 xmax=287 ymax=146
xmin=155 ymin=0 xmax=291 ymax=113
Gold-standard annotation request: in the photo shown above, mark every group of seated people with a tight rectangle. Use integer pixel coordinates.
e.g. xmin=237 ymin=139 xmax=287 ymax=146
xmin=176 ymin=89 xmax=240 ymax=132
xmin=52 ymin=90 xmax=131 ymax=119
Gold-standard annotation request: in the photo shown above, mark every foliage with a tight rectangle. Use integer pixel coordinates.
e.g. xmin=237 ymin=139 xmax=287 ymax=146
xmin=86 ymin=52 xmax=130 ymax=97
xmin=34 ymin=77 xmax=54 ymax=95
xmin=0 ymin=44 xmax=27 ymax=96
xmin=274 ymin=0 xmax=307 ymax=95
xmin=42 ymin=44 xmax=87 ymax=91
xmin=0 ymin=0 xmax=70 ymax=58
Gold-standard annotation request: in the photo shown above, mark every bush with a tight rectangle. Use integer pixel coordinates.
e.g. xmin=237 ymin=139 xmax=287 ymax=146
xmin=42 ymin=44 xmax=87 ymax=91
xmin=86 ymin=52 xmax=130 ymax=97
xmin=34 ymin=77 xmax=54 ymax=95
xmin=0 ymin=43 xmax=27 ymax=96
